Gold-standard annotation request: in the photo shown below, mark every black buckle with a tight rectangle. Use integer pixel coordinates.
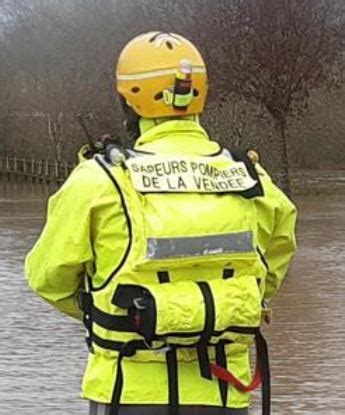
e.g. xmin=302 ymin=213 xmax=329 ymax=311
xmin=85 ymin=332 xmax=94 ymax=353
xmin=120 ymin=340 xmax=145 ymax=358
xmin=77 ymin=289 xmax=93 ymax=313
xmin=77 ymin=290 xmax=95 ymax=353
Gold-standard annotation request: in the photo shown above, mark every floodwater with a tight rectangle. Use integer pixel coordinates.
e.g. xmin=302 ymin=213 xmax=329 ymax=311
xmin=0 ymin=180 xmax=344 ymax=414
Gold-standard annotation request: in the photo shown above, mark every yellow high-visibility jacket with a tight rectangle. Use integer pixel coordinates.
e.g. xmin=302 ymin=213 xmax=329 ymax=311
xmin=25 ymin=120 xmax=297 ymax=409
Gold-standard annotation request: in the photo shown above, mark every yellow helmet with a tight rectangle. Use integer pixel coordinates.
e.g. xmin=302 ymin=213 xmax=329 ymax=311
xmin=116 ymin=31 xmax=208 ymax=118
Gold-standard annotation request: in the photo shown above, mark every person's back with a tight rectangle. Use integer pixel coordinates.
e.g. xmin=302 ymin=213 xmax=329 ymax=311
xmin=25 ymin=32 xmax=297 ymax=415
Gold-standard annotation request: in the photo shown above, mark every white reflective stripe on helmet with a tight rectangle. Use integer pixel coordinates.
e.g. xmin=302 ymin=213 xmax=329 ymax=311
xmin=117 ymin=66 xmax=206 ymax=81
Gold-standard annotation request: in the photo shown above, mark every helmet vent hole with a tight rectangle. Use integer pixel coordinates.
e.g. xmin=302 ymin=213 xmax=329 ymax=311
xmin=193 ymin=89 xmax=199 ymax=97
xmin=131 ymin=86 xmax=140 ymax=94
xmin=166 ymin=41 xmax=173 ymax=50
xmin=154 ymin=92 xmax=163 ymax=101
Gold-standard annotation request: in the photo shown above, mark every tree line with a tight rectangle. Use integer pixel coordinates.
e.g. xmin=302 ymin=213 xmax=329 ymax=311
xmin=1 ymin=0 xmax=344 ymax=193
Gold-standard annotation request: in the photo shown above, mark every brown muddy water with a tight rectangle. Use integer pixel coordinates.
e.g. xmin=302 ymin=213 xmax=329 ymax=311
xmin=0 ymin=180 xmax=344 ymax=414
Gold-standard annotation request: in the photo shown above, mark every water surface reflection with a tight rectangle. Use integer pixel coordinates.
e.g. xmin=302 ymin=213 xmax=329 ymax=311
xmin=0 ymin=181 xmax=344 ymax=414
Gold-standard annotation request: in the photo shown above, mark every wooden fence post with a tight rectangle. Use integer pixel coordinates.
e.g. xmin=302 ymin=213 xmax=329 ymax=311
xmin=54 ymin=161 xmax=59 ymax=179
xmin=64 ymin=161 xmax=68 ymax=179
xmin=44 ymin=159 xmax=49 ymax=181
xmin=13 ymin=157 xmax=17 ymax=175
xmin=38 ymin=160 xmax=42 ymax=179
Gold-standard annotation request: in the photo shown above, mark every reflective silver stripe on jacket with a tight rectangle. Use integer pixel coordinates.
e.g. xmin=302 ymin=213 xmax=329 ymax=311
xmin=147 ymin=232 xmax=254 ymax=259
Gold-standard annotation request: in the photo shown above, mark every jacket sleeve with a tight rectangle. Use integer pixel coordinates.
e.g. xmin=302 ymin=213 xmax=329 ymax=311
xmin=254 ymin=164 xmax=298 ymax=302
xmin=24 ymin=161 xmax=100 ymax=320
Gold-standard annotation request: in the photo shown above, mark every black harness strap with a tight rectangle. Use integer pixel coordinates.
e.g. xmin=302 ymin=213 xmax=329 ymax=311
xmin=91 ymin=334 xmax=150 ymax=353
xmin=157 ymin=271 xmax=170 ymax=284
xmin=216 ymin=269 xmax=232 ymax=406
xmin=157 ymin=271 xmax=180 ymax=411
xmin=109 ymin=341 xmax=141 ymax=415
xmin=78 ymin=289 xmax=135 ymax=353
xmin=257 ymin=331 xmax=271 ymax=415
xmin=166 ymin=347 xmax=179 ymax=413
xmin=77 ymin=290 xmax=94 ymax=352
xmin=197 ymin=282 xmax=215 ymax=341
xmin=109 ymin=354 xmax=124 ymax=415
xmin=95 ymin=331 xmax=153 ymax=415
xmin=215 ymin=341 xmax=228 ymax=407
xmin=223 ymin=268 xmax=234 ymax=279
xmin=196 ymin=281 xmax=216 ymax=380
xmin=92 ymin=304 xmax=134 ymax=332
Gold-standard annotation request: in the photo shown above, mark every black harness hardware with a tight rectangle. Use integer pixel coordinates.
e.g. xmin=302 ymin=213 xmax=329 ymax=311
xmin=77 ymin=290 xmax=94 ymax=352
xmin=78 ymin=276 xmax=270 ymax=415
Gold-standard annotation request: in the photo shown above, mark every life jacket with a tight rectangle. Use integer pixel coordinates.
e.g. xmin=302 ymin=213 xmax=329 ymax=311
xmin=79 ymin=148 xmax=270 ymax=415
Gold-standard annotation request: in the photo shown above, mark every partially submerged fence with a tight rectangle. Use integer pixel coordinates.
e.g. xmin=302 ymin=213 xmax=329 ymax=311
xmin=0 ymin=156 xmax=75 ymax=184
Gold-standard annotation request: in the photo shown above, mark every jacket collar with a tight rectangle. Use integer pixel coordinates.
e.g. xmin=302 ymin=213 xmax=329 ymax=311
xmin=134 ymin=119 xmax=220 ymax=155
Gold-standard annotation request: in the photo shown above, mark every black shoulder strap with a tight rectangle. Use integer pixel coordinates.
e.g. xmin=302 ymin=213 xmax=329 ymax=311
xmin=229 ymin=148 xmax=264 ymax=199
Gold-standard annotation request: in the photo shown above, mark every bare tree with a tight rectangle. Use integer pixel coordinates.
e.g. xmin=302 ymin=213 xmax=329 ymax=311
xmin=1 ymin=0 xmax=345 ymax=187
xmin=213 ymin=0 xmax=345 ymax=194
xmin=47 ymin=112 xmax=64 ymax=162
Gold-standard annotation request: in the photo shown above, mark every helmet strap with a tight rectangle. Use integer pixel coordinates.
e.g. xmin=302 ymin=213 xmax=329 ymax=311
xmin=119 ymin=95 xmax=141 ymax=141
xmin=120 ymin=94 xmax=200 ymax=140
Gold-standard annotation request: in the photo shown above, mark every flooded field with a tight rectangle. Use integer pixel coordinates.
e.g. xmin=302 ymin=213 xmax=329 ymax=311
xmin=0 ymin=180 xmax=344 ymax=414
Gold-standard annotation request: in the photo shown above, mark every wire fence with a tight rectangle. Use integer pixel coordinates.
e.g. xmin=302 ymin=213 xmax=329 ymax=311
xmin=0 ymin=156 xmax=75 ymax=184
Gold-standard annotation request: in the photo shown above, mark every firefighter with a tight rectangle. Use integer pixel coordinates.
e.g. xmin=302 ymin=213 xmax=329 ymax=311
xmin=25 ymin=32 xmax=297 ymax=415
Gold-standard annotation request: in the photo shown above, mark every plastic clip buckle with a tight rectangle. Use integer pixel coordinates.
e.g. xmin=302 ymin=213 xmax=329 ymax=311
xmin=262 ymin=302 xmax=273 ymax=324
xmin=133 ymin=297 xmax=146 ymax=310
xmin=153 ymin=345 xmax=171 ymax=354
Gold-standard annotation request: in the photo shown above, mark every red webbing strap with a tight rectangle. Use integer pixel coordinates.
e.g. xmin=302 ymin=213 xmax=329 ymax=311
xmin=210 ymin=357 xmax=261 ymax=393
xmin=210 ymin=332 xmax=262 ymax=392
xmin=210 ymin=331 xmax=271 ymax=415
